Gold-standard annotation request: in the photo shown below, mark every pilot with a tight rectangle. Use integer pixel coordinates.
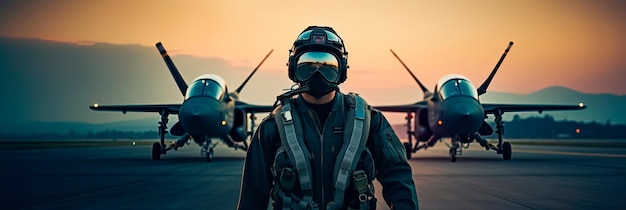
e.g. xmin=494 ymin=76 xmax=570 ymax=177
xmin=237 ymin=26 xmax=419 ymax=210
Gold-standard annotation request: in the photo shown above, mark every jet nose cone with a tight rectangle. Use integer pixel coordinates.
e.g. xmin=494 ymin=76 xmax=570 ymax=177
xmin=179 ymin=97 xmax=228 ymax=137
xmin=441 ymin=97 xmax=484 ymax=134
xmin=451 ymin=105 xmax=480 ymax=119
xmin=187 ymin=104 xmax=209 ymax=118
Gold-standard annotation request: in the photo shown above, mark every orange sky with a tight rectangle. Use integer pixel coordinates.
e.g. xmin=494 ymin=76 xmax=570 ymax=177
xmin=1 ymin=0 xmax=625 ymax=95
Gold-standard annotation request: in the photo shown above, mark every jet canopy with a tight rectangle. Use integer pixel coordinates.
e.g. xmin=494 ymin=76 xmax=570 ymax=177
xmin=185 ymin=74 xmax=226 ymax=100
xmin=436 ymin=74 xmax=478 ymax=100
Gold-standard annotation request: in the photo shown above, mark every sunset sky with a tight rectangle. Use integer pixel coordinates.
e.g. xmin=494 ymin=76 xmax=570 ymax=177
xmin=0 ymin=0 xmax=626 ymax=95
xmin=1 ymin=0 xmax=624 ymax=97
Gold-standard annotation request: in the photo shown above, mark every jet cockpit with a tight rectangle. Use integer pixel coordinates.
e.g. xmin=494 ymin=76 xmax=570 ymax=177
xmin=436 ymin=74 xmax=478 ymax=100
xmin=185 ymin=74 xmax=226 ymax=100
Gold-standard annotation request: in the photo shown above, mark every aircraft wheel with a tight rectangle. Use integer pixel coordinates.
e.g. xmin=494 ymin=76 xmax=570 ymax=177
xmin=449 ymin=148 xmax=457 ymax=162
xmin=152 ymin=142 xmax=161 ymax=160
xmin=206 ymin=148 xmax=214 ymax=162
xmin=403 ymin=142 xmax=412 ymax=160
xmin=502 ymin=142 xmax=512 ymax=160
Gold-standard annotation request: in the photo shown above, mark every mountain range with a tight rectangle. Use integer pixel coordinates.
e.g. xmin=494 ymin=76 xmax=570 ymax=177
xmin=479 ymin=85 xmax=625 ymax=124
xmin=0 ymin=37 xmax=624 ymax=136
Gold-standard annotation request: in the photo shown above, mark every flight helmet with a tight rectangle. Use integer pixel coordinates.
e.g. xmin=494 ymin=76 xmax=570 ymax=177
xmin=288 ymin=26 xmax=349 ymax=84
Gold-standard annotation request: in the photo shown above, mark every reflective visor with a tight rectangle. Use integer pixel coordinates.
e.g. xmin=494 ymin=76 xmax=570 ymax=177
xmin=295 ymin=52 xmax=340 ymax=82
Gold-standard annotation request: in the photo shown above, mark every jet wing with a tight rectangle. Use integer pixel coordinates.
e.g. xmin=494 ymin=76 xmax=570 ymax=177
xmin=372 ymin=101 xmax=428 ymax=112
xmin=482 ymin=103 xmax=586 ymax=115
xmin=235 ymin=101 xmax=274 ymax=113
xmin=90 ymin=104 xmax=181 ymax=114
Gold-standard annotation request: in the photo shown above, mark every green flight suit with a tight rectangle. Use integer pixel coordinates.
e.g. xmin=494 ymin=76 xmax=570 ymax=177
xmin=238 ymin=91 xmax=419 ymax=209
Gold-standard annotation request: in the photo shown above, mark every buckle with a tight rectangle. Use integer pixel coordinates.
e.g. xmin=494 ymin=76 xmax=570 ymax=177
xmin=279 ymin=167 xmax=296 ymax=191
xmin=358 ymin=194 xmax=368 ymax=202
xmin=352 ymin=170 xmax=368 ymax=194
xmin=282 ymin=111 xmax=293 ymax=122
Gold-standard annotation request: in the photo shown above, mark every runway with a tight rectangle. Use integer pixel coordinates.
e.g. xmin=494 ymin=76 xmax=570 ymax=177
xmin=1 ymin=140 xmax=625 ymax=209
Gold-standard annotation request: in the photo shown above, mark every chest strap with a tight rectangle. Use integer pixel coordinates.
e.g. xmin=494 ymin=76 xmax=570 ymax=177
xmin=275 ymin=100 xmax=315 ymax=210
xmin=331 ymin=93 xmax=370 ymax=210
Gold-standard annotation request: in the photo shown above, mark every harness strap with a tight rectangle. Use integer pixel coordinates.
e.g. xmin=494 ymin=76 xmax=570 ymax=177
xmin=352 ymin=170 xmax=370 ymax=210
xmin=273 ymin=185 xmax=320 ymax=210
xmin=283 ymin=196 xmax=292 ymax=210
xmin=331 ymin=93 xmax=371 ymax=210
xmin=275 ymin=99 xmax=315 ymax=209
xmin=273 ymin=93 xmax=372 ymax=210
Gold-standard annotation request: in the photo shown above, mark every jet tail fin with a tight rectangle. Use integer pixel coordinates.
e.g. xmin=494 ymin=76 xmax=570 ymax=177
xmin=156 ymin=42 xmax=188 ymax=96
xmin=477 ymin=41 xmax=514 ymax=96
xmin=390 ymin=49 xmax=431 ymax=98
xmin=235 ymin=49 xmax=274 ymax=94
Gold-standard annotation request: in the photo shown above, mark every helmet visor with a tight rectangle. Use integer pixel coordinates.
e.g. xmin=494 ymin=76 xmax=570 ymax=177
xmin=295 ymin=52 xmax=340 ymax=82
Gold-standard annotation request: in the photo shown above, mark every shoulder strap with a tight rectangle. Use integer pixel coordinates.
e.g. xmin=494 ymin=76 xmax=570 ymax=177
xmin=331 ymin=92 xmax=371 ymax=209
xmin=274 ymin=97 xmax=315 ymax=209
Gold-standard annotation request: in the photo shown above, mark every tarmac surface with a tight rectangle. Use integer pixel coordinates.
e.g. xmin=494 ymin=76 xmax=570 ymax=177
xmin=1 ymin=140 xmax=625 ymax=209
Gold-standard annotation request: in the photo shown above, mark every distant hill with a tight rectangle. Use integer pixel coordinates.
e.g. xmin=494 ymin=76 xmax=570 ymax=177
xmin=382 ymin=85 xmax=625 ymax=129
xmin=0 ymin=37 xmax=290 ymax=125
xmin=0 ymin=37 xmax=624 ymax=128
xmin=0 ymin=118 xmax=161 ymax=136
xmin=388 ymin=85 xmax=626 ymax=138
xmin=480 ymin=86 xmax=625 ymax=124
xmin=390 ymin=115 xmax=626 ymax=140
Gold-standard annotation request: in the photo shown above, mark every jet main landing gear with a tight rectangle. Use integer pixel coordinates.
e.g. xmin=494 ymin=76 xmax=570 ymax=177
xmin=493 ymin=111 xmax=512 ymax=160
xmin=152 ymin=142 xmax=162 ymax=160
xmin=404 ymin=112 xmax=415 ymax=160
xmin=474 ymin=110 xmax=512 ymax=160
xmin=151 ymin=110 xmax=170 ymax=160
xmin=151 ymin=111 xmax=195 ymax=161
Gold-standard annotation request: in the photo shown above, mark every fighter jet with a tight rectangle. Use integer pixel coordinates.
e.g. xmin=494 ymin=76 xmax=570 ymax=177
xmin=90 ymin=42 xmax=274 ymax=162
xmin=375 ymin=42 xmax=587 ymax=162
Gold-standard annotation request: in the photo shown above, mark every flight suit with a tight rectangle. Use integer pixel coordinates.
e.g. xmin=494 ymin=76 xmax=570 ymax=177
xmin=238 ymin=92 xmax=419 ymax=210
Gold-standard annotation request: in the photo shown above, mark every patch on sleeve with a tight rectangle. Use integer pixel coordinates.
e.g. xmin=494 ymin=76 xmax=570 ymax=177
xmin=381 ymin=127 xmax=408 ymax=163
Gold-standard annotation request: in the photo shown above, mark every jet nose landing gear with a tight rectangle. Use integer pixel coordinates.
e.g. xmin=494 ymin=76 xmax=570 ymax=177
xmin=201 ymin=139 xmax=218 ymax=162
xmin=449 ymin=148 xmax=457 ymax=162
xmin=202 ymin=147 xmax=214 ymax=162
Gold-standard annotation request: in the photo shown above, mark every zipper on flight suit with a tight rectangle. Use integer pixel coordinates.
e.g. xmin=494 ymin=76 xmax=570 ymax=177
xmin=307 ymin=109 xmax=333 ymax=207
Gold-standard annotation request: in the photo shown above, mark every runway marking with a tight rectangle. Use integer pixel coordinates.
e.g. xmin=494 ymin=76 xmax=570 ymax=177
xmin=515 ymin=149 xmax=626 ymax=158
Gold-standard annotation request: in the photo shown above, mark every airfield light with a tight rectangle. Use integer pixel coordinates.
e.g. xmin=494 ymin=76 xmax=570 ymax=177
xmin=132 ymin=141 xmax=136 ymax=146
xmin=575 ymin=128 xmax=581 ymax=134
xmin=405 ymin=113 xmax=413 ymax=120
xmin=437 ymin=120 xmax=443 ymax=126
xmin=579 ymin=102 xmax=584 ymax=108
xmin=221 ymin=120 xmax=227 ymax=126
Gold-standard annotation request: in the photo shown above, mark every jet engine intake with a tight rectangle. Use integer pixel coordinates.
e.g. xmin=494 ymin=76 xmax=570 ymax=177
xmin=478 ymin=121 xmax=494 ymax=136
xmin=170 ymin=122 xmax=186 ymax=136
xmin=230 ymin=126 xmax=248 ymax=142
xmin=414 ymin=109 xmax=433 ymax=142
xmin=230 ymin=109 xmax=248 ymax=142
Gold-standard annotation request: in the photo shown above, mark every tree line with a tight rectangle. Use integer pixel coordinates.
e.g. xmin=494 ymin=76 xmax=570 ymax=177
xmin=0 ymin=129 xmax=163 ymax=140
xmin=2 ymin=115 xmax=625 ymax=140
xmin=488 ymin=115 xmax=626 ymax=139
